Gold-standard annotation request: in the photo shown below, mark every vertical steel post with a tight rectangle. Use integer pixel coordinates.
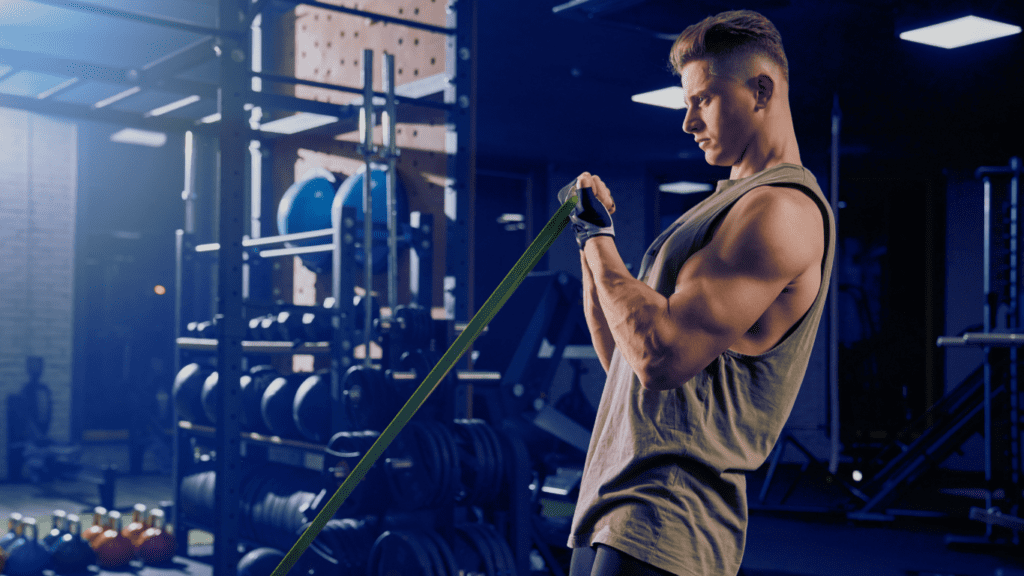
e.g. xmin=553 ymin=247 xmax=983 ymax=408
xmin=983 ymin=175 xmax=993 ymax=537
xmin=213 ymin=1 xmax=247 ymax=573
xmin=1011 ymin=157 xmax=1022 ymax=507
xmin=383 ymin=53 xmax=399 ymax=315
xmin=445 ymin=0 xmax=476 ymax=369
xmin=361 ymin=48 xmax=375 ymax=367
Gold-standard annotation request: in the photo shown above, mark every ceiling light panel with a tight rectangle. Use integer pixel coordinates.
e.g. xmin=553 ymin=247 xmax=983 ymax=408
xmin=900 ymin=15 xmax=1021 ymax=49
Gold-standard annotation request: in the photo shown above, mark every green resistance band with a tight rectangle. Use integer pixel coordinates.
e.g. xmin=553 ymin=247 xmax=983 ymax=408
xmin=270 ymin=193 xmax=579 ymax=576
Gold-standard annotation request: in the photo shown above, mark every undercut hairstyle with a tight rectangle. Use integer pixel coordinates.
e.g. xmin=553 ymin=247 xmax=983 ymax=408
xmin=669 ymin=10 xmax=789 ymax=84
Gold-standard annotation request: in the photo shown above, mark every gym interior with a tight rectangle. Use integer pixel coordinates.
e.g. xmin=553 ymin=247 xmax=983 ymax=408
xmin=1 ymin=0 xmax=1023 ymax=575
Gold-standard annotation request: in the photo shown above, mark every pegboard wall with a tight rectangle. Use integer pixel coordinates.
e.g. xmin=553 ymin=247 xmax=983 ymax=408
xmin=268 ymin=0 xmax=455 ymax=324
xmin=293 ymin=0 xmax=448 ymax=104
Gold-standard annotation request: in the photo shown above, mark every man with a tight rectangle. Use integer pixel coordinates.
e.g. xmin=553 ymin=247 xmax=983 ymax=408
xmin=562 ymin=10 xmax=836 ymax=576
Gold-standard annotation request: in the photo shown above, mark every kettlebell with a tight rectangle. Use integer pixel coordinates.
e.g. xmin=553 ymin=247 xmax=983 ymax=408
xmin=92 ymin=510 xmax=133 ymax=569
xmin=5 ymin=518 xmax=50 ymax=576
xmin=136 ymin=509 xmax=175 ymax=565
xmin=81 ymin=508 xmax=106 ymax=544
xmin=0 ymin=512 xmax=24 ymax=551
xmin=122 ymin=503 xmax=148 ymax=550
xmin=42 ymin=510 xmax=67 ymax=551
xmin=50 ymin=515 xmax=96 ymax=575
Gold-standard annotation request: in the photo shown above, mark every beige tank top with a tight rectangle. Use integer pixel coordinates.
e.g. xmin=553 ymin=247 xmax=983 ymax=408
xmin=567 ymin=163 xmax=836 ymax=576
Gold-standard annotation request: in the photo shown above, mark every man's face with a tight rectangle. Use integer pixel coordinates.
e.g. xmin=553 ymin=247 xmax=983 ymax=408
xmin=679 ymin=59 xmax=758 ymax=168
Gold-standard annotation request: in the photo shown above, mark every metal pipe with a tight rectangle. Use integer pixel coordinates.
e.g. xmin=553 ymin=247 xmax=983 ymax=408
xmin=254 ymin=72 xmax=451 ymax=111
xmin=21 ymin=0 xmax=242 ymax=39
xmin=361 ymin=48 xmax=375 ymax=368
xmin=383 ymin=53 xmax=399 ymax=314
xmin=1012 ymin=157 xmax=1023 ymax=494
xmin=983 ymin=175 xmax=993 ymax=535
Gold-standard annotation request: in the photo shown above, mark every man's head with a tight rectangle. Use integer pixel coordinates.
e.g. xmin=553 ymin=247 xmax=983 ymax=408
xmin=669 ymin=11 xmax=793 ymax=170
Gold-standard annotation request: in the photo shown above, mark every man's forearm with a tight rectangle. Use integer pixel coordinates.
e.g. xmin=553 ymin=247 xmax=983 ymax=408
xmin=580 ymin=251 xmax=616 ymax=374
xmin=583 ymin=235 xmax=670 ymax=387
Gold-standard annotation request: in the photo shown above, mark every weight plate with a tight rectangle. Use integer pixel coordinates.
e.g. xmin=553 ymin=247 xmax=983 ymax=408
xmin=459 ymin=525 xmax=496 ymax=576
xmin=449 ymin=525 xmax=482 ymax=575
xmin=432 ymin=423 xmax=460 ymax=507
xmin=371 ymin=530 xmax=435 ymax=576
xmin=451 ymin=421 xmax=484 ymax=504
xmin=480 ymin=523 xmax=515 ymax=576
xmin=466 ymin=421 xmax=496 ymax=505
xmin=478 ymin=422 xmax=505 ymax=504
xmin=423 ymin=528 xmax=460 ymax=576
xmin=417 ymin=422 xmax=446 ymax=508
xmin=385 ymin=422 xmax=433 ymax=510
xmin=416 ymin=530 xmax=447 ymax=576
xmin=476 ymin=524 xmax=509 ymax=576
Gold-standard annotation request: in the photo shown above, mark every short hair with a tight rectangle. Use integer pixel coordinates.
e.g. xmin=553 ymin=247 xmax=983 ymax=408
xmin=669 ymin=10 xmax=789 ymax=84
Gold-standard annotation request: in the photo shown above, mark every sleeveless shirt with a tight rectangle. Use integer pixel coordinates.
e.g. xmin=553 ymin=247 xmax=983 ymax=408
xmin=567 ymin=163 xmax=836 ymax=576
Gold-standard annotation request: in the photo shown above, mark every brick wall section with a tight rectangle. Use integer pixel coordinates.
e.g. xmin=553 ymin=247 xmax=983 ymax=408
xmin=0 ymin=108 xmax=77 ymax=479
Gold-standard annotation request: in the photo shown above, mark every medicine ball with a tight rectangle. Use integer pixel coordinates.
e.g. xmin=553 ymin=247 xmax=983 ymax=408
xmin=332 ymin=162 xmax=410 ymax=275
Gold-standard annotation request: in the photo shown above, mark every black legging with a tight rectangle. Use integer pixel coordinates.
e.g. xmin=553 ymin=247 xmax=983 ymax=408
xmin=569 ymin=544 xmax=676 ymax=576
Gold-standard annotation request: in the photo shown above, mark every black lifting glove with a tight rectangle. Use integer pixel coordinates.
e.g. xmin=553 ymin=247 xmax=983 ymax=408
xmin=557 ymin=180 xmax=615 ymax=250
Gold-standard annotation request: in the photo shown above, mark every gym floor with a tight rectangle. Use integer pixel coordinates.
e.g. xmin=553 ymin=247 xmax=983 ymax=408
xmin=1 ymin=454 xmax=1021 ymax=576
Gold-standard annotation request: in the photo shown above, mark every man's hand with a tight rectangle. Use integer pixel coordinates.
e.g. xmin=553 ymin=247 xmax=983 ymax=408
xmin=557 ymin=172 xmax=615 ymax=250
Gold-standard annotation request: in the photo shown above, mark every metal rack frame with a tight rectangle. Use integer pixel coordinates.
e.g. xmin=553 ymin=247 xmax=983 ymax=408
xmin=2 ymin=1 xmax=476 ymax=574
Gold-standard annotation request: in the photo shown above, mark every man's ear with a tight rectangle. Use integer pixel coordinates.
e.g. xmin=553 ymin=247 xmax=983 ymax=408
xmin=753 ymin=74 xmax=774 ymax=109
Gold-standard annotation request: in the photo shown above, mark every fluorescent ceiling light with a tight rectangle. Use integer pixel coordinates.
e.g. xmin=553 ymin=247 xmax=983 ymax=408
xmin=900 ymin=15 xmax=1021 ymax=49
xmin=632 ymin=86 xmax=686 ymax=109
xmin=36 ymin=77 xmax=78 ymax=99
xmin=110 ymin=128 xmax=167 ymax=147
xmin=660 ymin=181 xmax=713 ymax=194
xmin=94 ymin=86 xmax=141 ymax=109
xmin=147 ymin=94 xmax=200 ymax=117
xmin=259 ymin=112 xmax=338 ymax=134
xmin=200 ymin=112 xmax=221 ymax=124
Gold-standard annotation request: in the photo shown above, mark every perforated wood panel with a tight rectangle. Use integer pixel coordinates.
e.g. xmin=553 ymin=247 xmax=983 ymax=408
xmin=294 ymin=0 xmax=447 ymax=105
xmin=275 ymin=0 xmax=452 ymax=314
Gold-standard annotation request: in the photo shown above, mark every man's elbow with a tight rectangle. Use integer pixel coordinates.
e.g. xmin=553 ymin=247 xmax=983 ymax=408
xmin=638 ymin=360 xmax=696 ymax=387
xmin=638 ymin=356 xmax=695 ymax=392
